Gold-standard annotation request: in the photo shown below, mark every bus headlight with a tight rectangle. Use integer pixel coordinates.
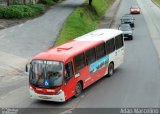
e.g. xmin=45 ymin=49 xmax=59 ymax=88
xmin=29 ymin=86 xmax=34 ymax=92
xmin=56 ymin=89 xmax=63 ymax=95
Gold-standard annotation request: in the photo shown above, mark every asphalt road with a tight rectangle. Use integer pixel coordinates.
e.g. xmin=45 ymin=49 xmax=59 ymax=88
xmin=1 ymin=0 xmax=160 ymax=113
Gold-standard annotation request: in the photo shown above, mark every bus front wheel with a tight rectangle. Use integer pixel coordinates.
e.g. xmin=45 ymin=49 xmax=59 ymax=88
xmin=75 ymin=82 xmax=82 ymax=97
xmin=108 ymin=63 xmax=114 ymax=77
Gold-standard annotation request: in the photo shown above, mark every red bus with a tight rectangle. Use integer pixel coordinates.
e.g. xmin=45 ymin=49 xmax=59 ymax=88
xmin=26 ymin=29 xmax=124 ymax=102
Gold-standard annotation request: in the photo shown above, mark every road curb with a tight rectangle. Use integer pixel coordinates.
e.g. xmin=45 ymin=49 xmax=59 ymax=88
xmin=98 ymin=0 xmax=121 ymax=28
xmin=151 ymin=0 xmax=160 ymax=8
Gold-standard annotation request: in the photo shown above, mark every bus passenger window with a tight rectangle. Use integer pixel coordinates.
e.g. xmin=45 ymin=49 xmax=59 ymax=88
xmin=115 ymin=34 xmax=124 ymax=50
xmin=65 ymin=62 xmax=73 ymax=82
xmin=96 ymin=43 xmax=105 ymax=59
xmin=74 ymin=53 xmax=86 ymax=73
xmin=85 ymin=48 xmax=96 ymax=65
xmin=106 ymin=38 xmax=115 ymax=54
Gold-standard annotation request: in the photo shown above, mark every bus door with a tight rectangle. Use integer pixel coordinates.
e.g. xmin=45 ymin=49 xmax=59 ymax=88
xmin=64 ymin=61 xmax=76 ymax=100
xmin=114 ymin=34 xmax=124 ymax=68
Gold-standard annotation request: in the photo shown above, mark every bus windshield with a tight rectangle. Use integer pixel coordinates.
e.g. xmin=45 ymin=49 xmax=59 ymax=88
xmin=29 ymin=60 xmax=63 ymax=88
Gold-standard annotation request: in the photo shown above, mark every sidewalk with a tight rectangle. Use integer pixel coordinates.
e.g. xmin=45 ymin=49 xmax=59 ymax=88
xmin=99 ymin=0 xmax=121 ymax=28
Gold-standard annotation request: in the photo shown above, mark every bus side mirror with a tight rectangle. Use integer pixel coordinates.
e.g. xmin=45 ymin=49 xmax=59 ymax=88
xmin=25 ymin=64 xmax=30 ymax=72
xmin=25 ymin=64 xmax=28 ymax=72
xmin=75 ymin=72 xmax=80 ymax=78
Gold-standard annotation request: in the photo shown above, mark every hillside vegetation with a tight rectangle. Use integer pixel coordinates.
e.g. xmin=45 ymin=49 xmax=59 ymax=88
xmin=55 ymin=0 xmax=115 ymax=45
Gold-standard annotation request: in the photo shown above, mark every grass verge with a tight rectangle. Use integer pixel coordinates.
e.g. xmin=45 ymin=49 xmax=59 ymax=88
xmin=153 ymin=0 xmax=160 ymax=6
xmin=55 ymin=0 xmax=115 ymax=45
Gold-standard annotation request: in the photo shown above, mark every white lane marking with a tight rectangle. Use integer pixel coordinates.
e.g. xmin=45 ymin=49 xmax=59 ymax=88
xmin=59 ymin=109 xmax=73 ymax=114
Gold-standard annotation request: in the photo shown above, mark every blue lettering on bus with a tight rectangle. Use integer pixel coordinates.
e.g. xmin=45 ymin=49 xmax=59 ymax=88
xmin=90 ymin=56 xmax=109 ymax=74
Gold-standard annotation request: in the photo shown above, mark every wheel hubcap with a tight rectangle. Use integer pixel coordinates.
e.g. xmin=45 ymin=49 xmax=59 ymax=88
xmin=76 ymin=84 xmax=81 ymax=94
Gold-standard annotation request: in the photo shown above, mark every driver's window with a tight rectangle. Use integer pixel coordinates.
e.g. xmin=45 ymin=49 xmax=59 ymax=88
xmin=65 ymin=62 xmax=73 ymax=82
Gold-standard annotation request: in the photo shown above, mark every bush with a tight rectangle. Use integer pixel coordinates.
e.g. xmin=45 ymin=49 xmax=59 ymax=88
xmin=27 ymin=4 xmax=45 ymax=13
xmin=0 ymin=4 xmax=45 ymax=19
xmin=2 ymin=5 xmax=35 ymax=18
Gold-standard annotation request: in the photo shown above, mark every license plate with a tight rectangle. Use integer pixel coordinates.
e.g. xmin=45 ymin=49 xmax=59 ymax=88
xmin=39 ymin=96 xmax=51 ymax=99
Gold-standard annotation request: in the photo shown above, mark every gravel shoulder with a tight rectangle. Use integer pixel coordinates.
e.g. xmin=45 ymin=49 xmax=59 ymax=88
xmin=0 ymin=19 xmax=27 ymax=30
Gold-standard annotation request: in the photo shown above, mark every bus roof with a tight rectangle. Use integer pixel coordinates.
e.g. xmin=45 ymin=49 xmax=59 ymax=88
xmin=33 ymin=29 xmax=122 ymax=62
xmin=75 ymin=29 xmax=122 ymax=41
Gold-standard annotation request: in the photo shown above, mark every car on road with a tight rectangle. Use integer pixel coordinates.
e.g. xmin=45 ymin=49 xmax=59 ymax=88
xmin=120 ymin=14 xmax=135 ymax=27
xmin=130 ymin=5 xmax=141 ymax=14
xmin=118 ymin=24 xmax=133 ymax=40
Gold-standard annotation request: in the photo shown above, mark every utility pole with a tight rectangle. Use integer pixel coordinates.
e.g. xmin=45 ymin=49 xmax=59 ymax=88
xmin=89 ymin=0 xmax=92 ymax=6
xmin=7 ymin=0 xmax=10 ymax=6
xmin=23 ymin=0 xmax=26 ymax=4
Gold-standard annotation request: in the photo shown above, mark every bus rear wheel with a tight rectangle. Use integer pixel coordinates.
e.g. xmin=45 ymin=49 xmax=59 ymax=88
xmin=75 ymin=82 xmax=82 ymax=97
xmin=108 ymin=63 xmax=114 ymax=77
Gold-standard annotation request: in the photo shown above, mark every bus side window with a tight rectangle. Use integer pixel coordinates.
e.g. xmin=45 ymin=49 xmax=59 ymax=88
xmin=115 ymin=34 xmax=124 ymax=50
xmin=106 ymin=38 xmax=115 ymax=54
xmin=85 ymin=48 xmax=96 ymax=65
xmin=96 ymin=43 xmax=105 ymax=59
xmin=74 ymin=53 xmax=86 ymax=73
xmin=65 ymin=62 xmax=73 ymax=83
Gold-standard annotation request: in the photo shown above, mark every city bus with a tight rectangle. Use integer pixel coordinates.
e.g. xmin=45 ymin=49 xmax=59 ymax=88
xmin=26 ymin=29 xmax=125 ymax=102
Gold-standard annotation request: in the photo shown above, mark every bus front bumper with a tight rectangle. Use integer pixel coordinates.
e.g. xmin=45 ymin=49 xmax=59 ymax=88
xmin=29 ymin=88 xmax=65 ymax=102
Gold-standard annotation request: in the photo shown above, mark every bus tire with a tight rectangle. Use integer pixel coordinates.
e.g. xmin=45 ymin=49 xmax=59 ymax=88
xmin=75 ymin=82 xmax=82 ymax=97
xmin=108 ymin=62 xmax=114 ymax=77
